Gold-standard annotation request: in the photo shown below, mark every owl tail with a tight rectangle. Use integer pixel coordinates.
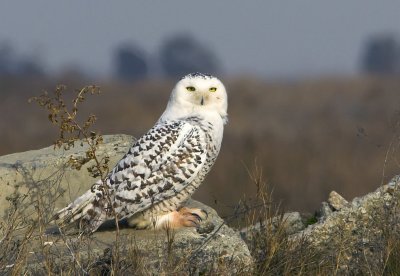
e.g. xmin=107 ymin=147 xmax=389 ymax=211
xmin=52 ymin=190 xmax=107 ymax=233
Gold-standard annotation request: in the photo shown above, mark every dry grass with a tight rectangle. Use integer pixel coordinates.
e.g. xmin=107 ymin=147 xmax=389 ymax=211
xmin=237 ymin=162 xmax=400 ymax=275
xmin=3 ymin=158 xmax=400 ymax=274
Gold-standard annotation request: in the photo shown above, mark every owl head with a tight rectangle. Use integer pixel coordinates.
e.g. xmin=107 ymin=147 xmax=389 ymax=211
xmin=162 ymin=73 xmax=228 ymax=123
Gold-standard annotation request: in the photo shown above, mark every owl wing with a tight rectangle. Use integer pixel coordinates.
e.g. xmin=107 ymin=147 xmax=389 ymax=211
xmin=108 ymin=119 xmax=208 ymax=217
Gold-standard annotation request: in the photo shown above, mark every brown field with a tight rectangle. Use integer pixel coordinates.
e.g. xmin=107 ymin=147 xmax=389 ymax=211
xmin=1 ymin=74 xmax=400 ymax=217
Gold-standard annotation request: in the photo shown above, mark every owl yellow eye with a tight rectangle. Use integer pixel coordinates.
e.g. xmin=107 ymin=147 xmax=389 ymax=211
xmin=209 ymin=87 xmax=217 ymax=92
xmin=186 ymin=86 xmax=196 ymax=92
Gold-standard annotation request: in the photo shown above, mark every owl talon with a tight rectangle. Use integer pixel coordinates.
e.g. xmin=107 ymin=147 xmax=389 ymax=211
xmin=190 ymin=209 xmax=208 ymax=221
xmin=200 ymin=209 xmax=208 ymax=219
xmin=191 ymin=213 xmax=203 ymax=222
xmin=189 ymin=219 xmax=199 ymax=226
xmin=176 ymin=207 xmax=208 ymax=227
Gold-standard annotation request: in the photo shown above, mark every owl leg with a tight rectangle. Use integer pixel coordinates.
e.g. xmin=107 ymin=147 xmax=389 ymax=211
xmin=126 ymin=212 xmax=153 ymax=229
xmin=154 ymin=207 xmax=208 ymax=229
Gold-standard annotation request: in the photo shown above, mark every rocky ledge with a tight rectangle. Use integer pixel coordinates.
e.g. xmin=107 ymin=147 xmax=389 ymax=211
xmin=0 ymin=135 xmax=253 ymax=274
xmin=240 ymin=176 xmax=400 ymax=274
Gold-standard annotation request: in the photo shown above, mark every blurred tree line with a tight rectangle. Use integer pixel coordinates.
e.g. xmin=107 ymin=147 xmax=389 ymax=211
xmin=2 ymin=32 xmax=400 ymax=80
xmin=361 ymin=33 xmax=400 ymax=75
xmin=0 ymin=43 xmax=44 ymax=77
xmin=0 ymin=33 xmax=219 ymax=80
xmin=114 ymin=34 xmax=219 ymax=81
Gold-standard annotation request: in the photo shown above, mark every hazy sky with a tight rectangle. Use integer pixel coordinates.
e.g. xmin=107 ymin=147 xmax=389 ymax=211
xmin=1 ymin=1 xmax=400 ymax=78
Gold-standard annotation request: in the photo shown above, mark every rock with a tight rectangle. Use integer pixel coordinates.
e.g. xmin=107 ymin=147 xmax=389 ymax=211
xmin=280 ymin=212 xmax=306 ymax=234
xmin=0 ymin=134 xmax=135 ymax=221
xmin=294 ymin=175 xmax=400 ymax=274
xmin=24 ymin=200 xmax=253 ymax=275
xmin=327 ymin=190 xmax=348 ymax=211
xmin=0 ymin=135 xmax=253 ymax=274
xmin=315 ymin=191 xmax=349 ymax=222
xmin=240 ymin=211 xmax=306 ymax=245
xmin=316 ymin=201 xmax=334 ymax=222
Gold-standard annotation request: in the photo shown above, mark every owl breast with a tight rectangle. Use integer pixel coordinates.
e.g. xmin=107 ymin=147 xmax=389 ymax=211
xmin=141 ymin=115 xmax=223 ymax=216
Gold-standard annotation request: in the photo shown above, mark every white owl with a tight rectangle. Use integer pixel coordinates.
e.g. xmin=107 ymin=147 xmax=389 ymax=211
xmin=54 ymin=73 xmax=228 ymax=232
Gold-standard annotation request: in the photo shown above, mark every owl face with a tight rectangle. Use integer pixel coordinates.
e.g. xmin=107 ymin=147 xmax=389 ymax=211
xmin=172 ymin=73 xmax=228 ymax=117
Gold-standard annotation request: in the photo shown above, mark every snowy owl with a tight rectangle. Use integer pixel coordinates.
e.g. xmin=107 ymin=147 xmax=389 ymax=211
xmin=54 ymin=73 xmax=228 ymax=233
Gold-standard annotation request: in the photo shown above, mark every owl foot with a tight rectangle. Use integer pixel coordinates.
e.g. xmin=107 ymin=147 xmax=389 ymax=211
xmin=155 ymin=207 xmax=208 ymax=229
xmin=176 ymin=207 xmax=208 ymax=227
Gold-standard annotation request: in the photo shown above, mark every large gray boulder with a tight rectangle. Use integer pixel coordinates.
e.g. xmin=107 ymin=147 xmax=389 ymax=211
xmin=0 ymin=135 xmax=253 ymax=274
xmin=238 ymin=177 xmax=400 ymax=274
xmin=0 ymin=134 xmax=135 ymax=221
xmin=23 ymin=200 xmax=252 ymax=275
xmin=293 ymin=176 xmax=400 ymax=274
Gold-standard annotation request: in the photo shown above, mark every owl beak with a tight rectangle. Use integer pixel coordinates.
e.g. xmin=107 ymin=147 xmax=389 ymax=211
xmin=200 ymin=96 xmax=204 ymax=106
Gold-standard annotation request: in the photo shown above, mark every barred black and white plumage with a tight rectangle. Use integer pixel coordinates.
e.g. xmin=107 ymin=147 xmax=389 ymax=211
xmin=54 ymin=73 xmax=228 ymax=232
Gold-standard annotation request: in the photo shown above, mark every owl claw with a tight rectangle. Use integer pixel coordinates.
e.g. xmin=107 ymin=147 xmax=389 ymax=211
xmin=188 ymin=219 xmax=199 ymax=225
xmin=191 ymin=209 xmax=208 ymax=222
xmin=191 ymin=212 xmax=203 ymax=222
xmin=200 ymin=209 xmax=208 ymax=219
xmin=175 ymin=207 xmax=208 ymax=228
